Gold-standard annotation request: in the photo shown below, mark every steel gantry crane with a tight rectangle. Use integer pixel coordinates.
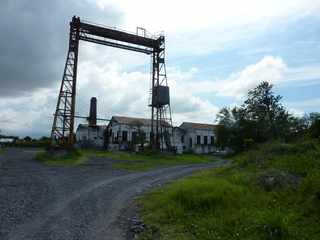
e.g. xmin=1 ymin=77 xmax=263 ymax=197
xmin=51 ymin=16 xmax=172 ymax=150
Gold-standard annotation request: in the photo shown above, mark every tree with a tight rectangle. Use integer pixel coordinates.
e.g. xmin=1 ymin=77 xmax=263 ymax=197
xmin=216 ymin=81 xmax=293 ymax=152
xmin=215 ymin=124 xmax=230 ymax=149
xmin=216 ymin=107 xmax=251 ymax=151
xmin=309 ymin=112 xmax=320 ymax=138
xmin=244 ymin=81 xmax=289 ymax=139
xmin=24 ymin=136 xmax=32 ymax=142
xmin=216 ymin=107 xmax=234 ymax=128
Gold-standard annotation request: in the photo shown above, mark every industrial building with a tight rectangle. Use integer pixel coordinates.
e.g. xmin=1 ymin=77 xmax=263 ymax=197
xmin=75 ymin=115 xmax=218 ymax=154
xmin=51 ymin=16 xmax=172 ymax=150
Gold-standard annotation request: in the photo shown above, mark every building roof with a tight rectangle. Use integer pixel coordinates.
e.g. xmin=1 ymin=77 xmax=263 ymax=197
xmin=179 ymin=122 xmax=217 ymax=131
xmin=76 ymin=124 xmax=106 ymax=130
xmin=110 ymin=116 xmax=171 ymax=127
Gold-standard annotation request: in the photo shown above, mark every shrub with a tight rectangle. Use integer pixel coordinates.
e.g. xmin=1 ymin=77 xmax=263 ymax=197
xmin=254 ymin=209 xmax=292 ymax=240
xmin=170 ymin=179 xmax=245 ymax=214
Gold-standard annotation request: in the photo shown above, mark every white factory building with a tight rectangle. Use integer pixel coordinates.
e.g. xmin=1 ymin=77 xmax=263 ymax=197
xmin=75 ymin=115 xmax=218 ymax=154
xmin=75 ymin=124 xmax=106 ymax=148
xmin=173 ymin=122 xmax=217 ymax=154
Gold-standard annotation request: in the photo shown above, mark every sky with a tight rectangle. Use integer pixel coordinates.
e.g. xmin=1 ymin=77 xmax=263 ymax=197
xmin=0 ymin=0 xmax=320 ymax=137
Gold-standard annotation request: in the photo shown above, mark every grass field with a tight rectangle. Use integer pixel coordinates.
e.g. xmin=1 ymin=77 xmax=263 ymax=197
xmin=36 ymin=149 xmax=87 ymax=166
xmin=84 ymin=150 xmax=219 ymax=171
xmin=36 ymin=149 xmax=219 ymax=170
xmin=138 ymin=140 xmax=320 ymax=239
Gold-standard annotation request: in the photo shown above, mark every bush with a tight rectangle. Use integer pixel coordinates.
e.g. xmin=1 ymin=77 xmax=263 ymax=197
xmin=254 ymin=209 xmax=293 ymax=240
xmin=309 ymin=119 xmax=320 ymax=139
xmin=36 ymin=148 xmax=85 ymax=166
xmin=170 ymin=179 xmax=245 ymax=214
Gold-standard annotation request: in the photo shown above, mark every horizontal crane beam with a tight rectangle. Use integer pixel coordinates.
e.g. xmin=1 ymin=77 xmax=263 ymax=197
xmin=77 ymin=20 xmax=162 ymax=50
xmin=79 ymin=35 xmax=153 ymax=54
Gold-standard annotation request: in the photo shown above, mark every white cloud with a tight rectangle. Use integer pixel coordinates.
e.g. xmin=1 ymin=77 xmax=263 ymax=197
xmin=94 ymin=0 xmax=320 ymax=33
xmin=286 ymin=98 xmax=320 ymax=111
xmin=169 ymin=56 xmax=320 ymax=99
xmin=0 ymin=59 xmax=220 ymax=137
xmin=2 ymin=0 xmax=320 ymax=137
xmin=216 ymin=56 xmax=320 ymax=98
xmin=284 ymin=98 xmax=320 ymax=117
xmin=76 ymin=61 xmax=219 ymax=125
xmin=214 ymin=56 xmax=287 ymax=98
xmin=88 ymin=0 xmax=320 ymax=58
xmin=0 ymin=88 xmax=57 ymax=137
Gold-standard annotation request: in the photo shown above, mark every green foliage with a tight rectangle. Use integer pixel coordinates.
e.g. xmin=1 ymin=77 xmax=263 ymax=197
xmin=83 ymin=150 xmax=218 ymax=171
xmin=36 ymin=149 xmax=86 ymax=166
xmin=216 ymin=82 xmax=320 ymax=152
xmin=309 ymin=119 xmax=320 ymax=139
xmin=24 ymin=136 xmax=32 ymax=142
xmin=7 ymin=136 xmax=51 ymax=148
xmin=138 ymin=140 xmax=320 ymax=240
xmin=244 ymin=81 xmax=289 ymax=139
xmin=215 ymin=124 xmax=230 ymax=149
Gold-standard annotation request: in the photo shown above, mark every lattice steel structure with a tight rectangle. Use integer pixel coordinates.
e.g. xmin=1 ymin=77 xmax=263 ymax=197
xmin=51 ymin=16 xmax=172 ymax=149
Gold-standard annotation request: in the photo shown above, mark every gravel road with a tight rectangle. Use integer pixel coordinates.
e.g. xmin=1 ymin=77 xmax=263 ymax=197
xmin=0 ymin=148 xmax=229 ymax=240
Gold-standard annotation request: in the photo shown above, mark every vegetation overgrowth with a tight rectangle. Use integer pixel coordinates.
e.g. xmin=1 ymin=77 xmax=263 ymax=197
xmin=36 ymin=148 xmax=218 ymax=169
xmin=36 ymin=148 xmax=87 ymax=166
xmin=138 ymin=139 xmax=320 ymax=240
xmin=215 ymin=81 xmax=320 ymax=152
xmin=84 ymin=149 xmax=218 ymax=171
xmin=137 ymin=82 xmax=320 ymax=239
xmin=0 ymin=147 xmax=5 ymax=154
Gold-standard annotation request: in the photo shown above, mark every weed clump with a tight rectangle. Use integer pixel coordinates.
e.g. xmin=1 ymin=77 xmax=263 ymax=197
xmin=138 ymin=140 xmax=320 ymax=240
xmin=36 ymin=148 xmax=85 ymax=166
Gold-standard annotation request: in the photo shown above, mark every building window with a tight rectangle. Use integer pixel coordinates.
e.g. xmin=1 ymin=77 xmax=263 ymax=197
xmin=189 ymin=138 xmax=192 ymax=148
xmin=197 ymin=135 xmax=201 ymax=145
xmin=181 ymin=135 xmax=184 ymax=143
xmin=211 ymin=136 xmax=215 ymax=145
xmin=122 ymin=131 xmax=128 ymax=142
xmin=141 ymin=132 xmax=146 ymax=142
xmin=149 ymin=132 xmax=153 ymax=142
xmin=204 ymin=136 xmax=208 ymax=145
xmin=115 ymin=131 xmax=120 ymax=143
xmin=132 ymin=132 xmax=138 ymax=143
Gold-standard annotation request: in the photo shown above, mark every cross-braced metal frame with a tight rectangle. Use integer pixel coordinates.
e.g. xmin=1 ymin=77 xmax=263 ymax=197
xmin=51 ymin=16 xmax=172 ymax=150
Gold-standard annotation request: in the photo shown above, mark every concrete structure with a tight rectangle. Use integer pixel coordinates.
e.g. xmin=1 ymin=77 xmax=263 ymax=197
xmin=75 ymin=116 xmax=218 ymax=154
xmin=75 ymin=124 xmax=106 ymax=148
xmin=106 ymin=116 xmax=171 ymax=151
xmin=174 ymin=122 xmax=217 ymax=154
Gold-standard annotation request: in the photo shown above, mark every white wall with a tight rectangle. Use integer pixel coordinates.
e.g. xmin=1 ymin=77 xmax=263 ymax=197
xmin=174 ymin=128 xmax=216 ymax=154
xmin=76 ymin=126 xmax=105 ymax=148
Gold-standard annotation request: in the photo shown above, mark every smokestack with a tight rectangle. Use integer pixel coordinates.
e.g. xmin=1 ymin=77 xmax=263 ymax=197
xmin=89 ymin=97 xmax=97 ymax=126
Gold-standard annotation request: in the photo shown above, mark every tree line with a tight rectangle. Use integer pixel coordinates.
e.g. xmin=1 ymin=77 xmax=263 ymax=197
xmin=215 ymin=81 xmax=320 ymax=152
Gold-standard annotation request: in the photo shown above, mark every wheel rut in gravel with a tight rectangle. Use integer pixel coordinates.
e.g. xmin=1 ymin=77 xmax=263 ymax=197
xmin=0 ymin=148 xmax=229 ymax=240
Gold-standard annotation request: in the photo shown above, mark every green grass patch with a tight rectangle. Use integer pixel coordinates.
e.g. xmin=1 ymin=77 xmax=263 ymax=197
xmin=138 ymin=140 xmax=320 ymax=239
xmin=82 ymin=150 xmax=219 ymax=171
xmin=36 ymin=148 xmax=218 ymax=169
xmin=36 ymin=149 xmax=87 ymax=166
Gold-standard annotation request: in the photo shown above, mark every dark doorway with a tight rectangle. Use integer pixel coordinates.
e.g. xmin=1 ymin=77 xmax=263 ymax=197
xmin=122 ymin=131 xmax=128 ymax=142
xmin=189 ymin=138 xmax=192 ymax=148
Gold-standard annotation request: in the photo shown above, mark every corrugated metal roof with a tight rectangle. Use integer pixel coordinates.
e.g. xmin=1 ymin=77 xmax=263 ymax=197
xmin=179 ymin=122 xmax=217 ymax=130
xmin=111 ymin=116 xmax=171 ymax=127
xmin=77 ymin=124 xmax=106 ymax=130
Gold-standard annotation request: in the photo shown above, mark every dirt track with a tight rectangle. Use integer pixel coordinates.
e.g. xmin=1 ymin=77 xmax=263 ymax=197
xmin=0 ymin=148 xmax=229 ymax=240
